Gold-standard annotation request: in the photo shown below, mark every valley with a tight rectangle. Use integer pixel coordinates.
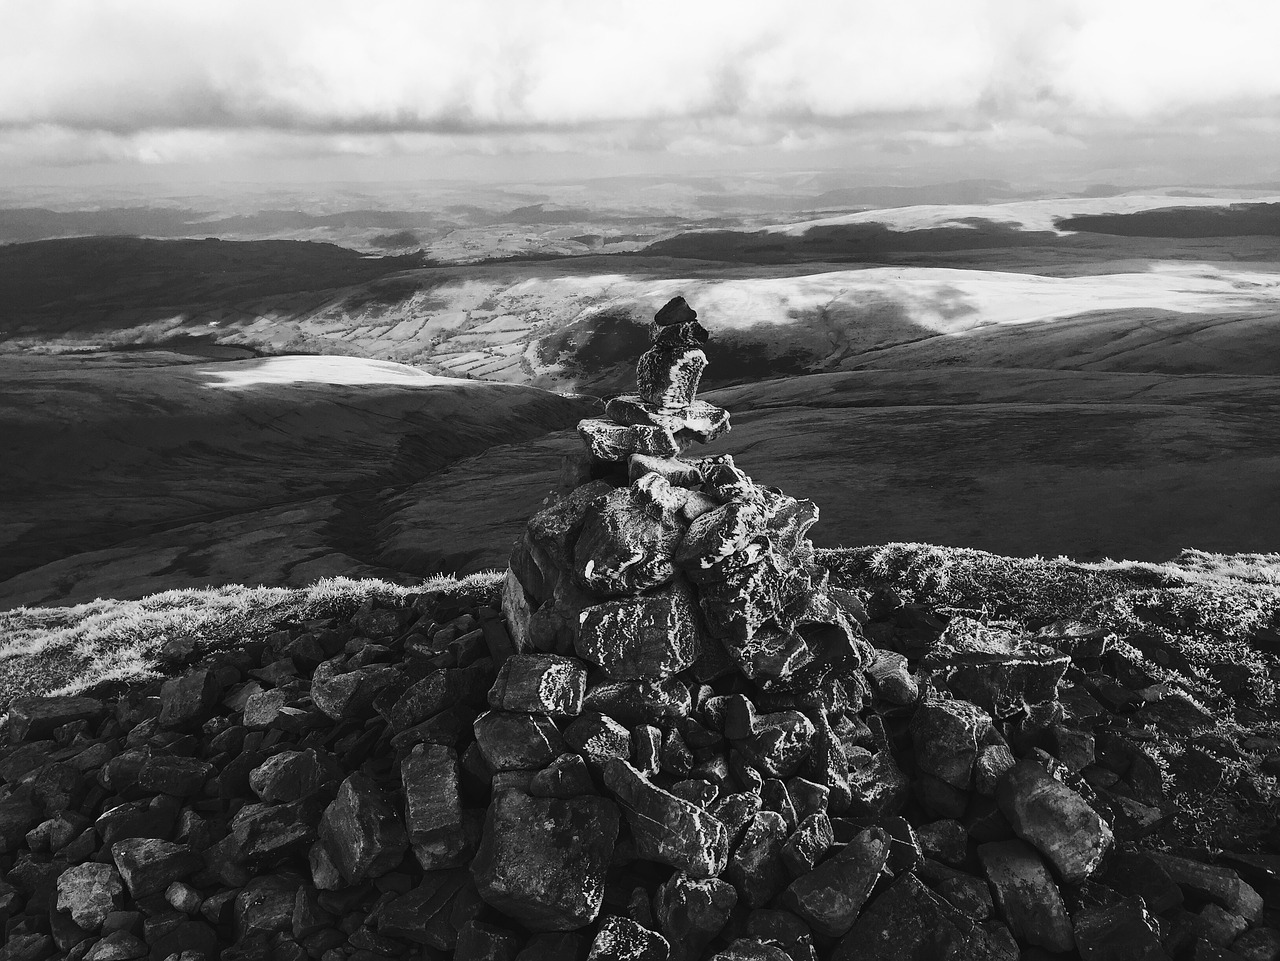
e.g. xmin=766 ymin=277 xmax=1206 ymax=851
xmin=5 ymin=190 xmax=1280 ymax=607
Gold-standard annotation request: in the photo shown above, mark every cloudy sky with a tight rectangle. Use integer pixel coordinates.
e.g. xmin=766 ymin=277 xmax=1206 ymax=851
xmin=3 ymin=0 xmax=1279 ymax=187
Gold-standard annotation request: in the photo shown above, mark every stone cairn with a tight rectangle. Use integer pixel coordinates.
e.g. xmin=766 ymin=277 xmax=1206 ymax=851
xmin=0 ymin=296 xmax=1276 ymax=961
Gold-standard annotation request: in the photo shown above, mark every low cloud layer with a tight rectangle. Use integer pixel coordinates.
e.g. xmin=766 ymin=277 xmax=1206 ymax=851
xmin=3 ymin=0 xmax=1279 ymax=181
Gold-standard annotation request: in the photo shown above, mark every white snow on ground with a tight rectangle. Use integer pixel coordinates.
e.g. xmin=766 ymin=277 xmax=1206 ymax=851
xmin=197 ymin=355 xmax=496 ymax=389
xmin=420 ymin=264 xmax=1280 ymax=337
xmin=764 ymin=194 xmax=1280 ymax=236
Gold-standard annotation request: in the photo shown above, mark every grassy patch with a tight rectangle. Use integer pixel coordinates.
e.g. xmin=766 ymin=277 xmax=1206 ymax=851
xmin=0 ymin=572 xmax=502 ymax=712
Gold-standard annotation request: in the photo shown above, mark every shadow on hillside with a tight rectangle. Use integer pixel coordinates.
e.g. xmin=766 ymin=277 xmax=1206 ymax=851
xmin=0 ymin=237 xmax=431 ymax=338
xmin=537 ymin=295 xmax=955 ymax=396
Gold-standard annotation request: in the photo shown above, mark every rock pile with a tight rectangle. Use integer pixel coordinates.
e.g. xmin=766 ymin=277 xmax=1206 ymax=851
xmin=0 ymin=296 xmax=1277 ymax=961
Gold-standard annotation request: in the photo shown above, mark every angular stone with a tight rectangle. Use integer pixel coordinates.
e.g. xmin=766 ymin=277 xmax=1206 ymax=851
xmin=248 ymin=750 xmax=321 ymax=804
xmin=577 ymin=583 xmax=701 ymax=679
xmin=159 ymin=670 xmax=220 ymax=728
xmin=781 ymin=812 xmax=834 ymax=877
xmin=502 ymin=569 xmax=536 ymax=656
xmin=978 ymin=839 xmax=1074 ymax=953
xmin=661 ymin=729 xmax=695 ymax=777
xmin=516 ymin=933 xmax=590 ymax=961
xmin=579 ymin=418 xmax=682 ymax=462
xmin=488 ymin=654 xmax=586 ymax=715
xmin=1103 ymin=851 xmax=1185 ymax=914
xmin=1147 ymin=853 xmax=1264 ymax=922
xmin=974 ymin=743 xmax=1017 ymax=797
xmin=135 ymin=754 xmax=213 ymax=798
xmin=996 ymin=760 xmax=1112 ymax=882
xmin=8 ymin=697 xmax=105 ymax=743
xmin=242 ymin=689 xmax=288 ymax=729
xmin=318 ymin=774 xmax=408 ymax=883
xmin=731 ymin=707 xmax=815 ymax=780
xmin=529 ymin=753 xmax=596 ymax=798
xmin=1232 ymin=928 xmax=1280 ymax=961
xmin=603 ymin=759 xmax=729 ymax=878
xmin=743 ymin=912 xmax=816 ymax=961
xmin=528 ymin=577 xmax=597 ymax=656
xmin=372 ymin=870 xmax=468 ymax=949
xmin=390 ymin=660 xmax=495 ymax=730
xmin=585 ymin=678 xmax=692 ymax=727
xmin=832 ymin=873 xmax=990 ymax=961
xmin=1048 ymin=723 xmax=1096 ymax=773
xmin=456 ymin=920 xmax=521 ymax=961
xmin=726 ymin=811 xmax=790 ymax=908
xmin=675 ymin=501 xmax=771 ymax=573
xmin=710 ymin=941 xmax=790 ymax=961
xmin=1194 ymin=904 xmax=1248 ymax=947
xmin=310 ymin=660 xmax=398 ymax=721
xmin=56 ymin=863 xmax=123 ymax=930
xmin=574 ymin=476 xmax=689 ymax=597
xmin=588 ymin=915 xmax=670 ymax=961
xmin=711 ymin=792 xmax=763 ymax=848
xmin=865 ymin=650 xmax=919 ymax=705
xmin=110 ymin=839 xmax=202 ymax=899
xmin=654 ymin=296 xmax=698 ymax=327
xmin=761 ymin=778 xmax=798 ymax=833
xmin=693 ymin=455 xmax=758 ymax=503
xmin=629 ymin=454 xmax=702 ymax=487
xmin=637 ymin=342 xmax=707 ymax=409
xmin=779 ymin=826 xmax=890 ymax=938
xmin=732 ymin=590 xmax=868 ymax=694
xmin=846 ymin=747 xmax=910 ymax=818
xmin=473 ymin=710 xmax=566 ymax=771
xmin=235 ymin=873 xmax=301 ymax=939
xmin=936 ymin=873 xmax=994 ymax=919
xmin=229 ymin=800 xmax=319 ymax=864
xmin=915 ymin=820 xmax=968 ymax=867
xmin=472 ymin=789 xmax=619 ymax=931
xmin=654 ymin=872 xmax=737 ymax=961
xmin=700 ymin=555 xmax=813 ymax=646
xmin=651 ymin=322 xmax=712 ymax=354
xmin=0 ymin=740 xmax=60 ymax=783
xmin=1072 ymin=898 xmax=1169 ymax=960
xmin=922 ymin=618 xmax=1072 ymax=717
xmin=84 ymin=931 xmax=146 ymax=961
xmin=527 ymin=479 xmax=613 ymax=573
xmin=762 ymin=494 xmax=821 ymax=562
xmin=402 ymin=744 xmax=474 ymax=871
xmin=565 ymin=716 xmax=632 ymax=771
xmin=787 ymin=777 xmax=828 ymax=822
xmin=633 ymin=724 xmax=663 ymax=775
xmin=911 ymin=698 xmax=992 ymax=793
xmin=165 ymin=880 xmax=201 ymax=915
xmin=606 ymin=396 xmax=730 ymax=444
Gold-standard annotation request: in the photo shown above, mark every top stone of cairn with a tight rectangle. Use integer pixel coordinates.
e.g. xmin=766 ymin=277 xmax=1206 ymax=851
xmin=578 ymin=297 xmax=729 ymax=463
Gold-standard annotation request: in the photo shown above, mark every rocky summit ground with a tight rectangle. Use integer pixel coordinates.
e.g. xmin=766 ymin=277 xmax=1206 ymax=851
xmin=0 ymin=299 xmax=1277 ymax=961
xmin=0 ymin=543 xmax=1277 ymax=961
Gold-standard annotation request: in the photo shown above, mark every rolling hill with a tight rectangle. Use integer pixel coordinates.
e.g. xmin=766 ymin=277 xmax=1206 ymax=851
xmin=8 ymin=193 xmax=1280 ymax=606
xmin=0 ymin=352 xmax=597 ymax=607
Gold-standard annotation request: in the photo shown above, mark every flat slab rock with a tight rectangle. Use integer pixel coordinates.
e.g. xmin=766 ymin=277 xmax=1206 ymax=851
xmin=579 ymin=418 xmax=683 ymax=462
xmin=606 ymin=395 xmax=730 ymax=444
xmin=922 ymin=617 xmax=1071 ymax=716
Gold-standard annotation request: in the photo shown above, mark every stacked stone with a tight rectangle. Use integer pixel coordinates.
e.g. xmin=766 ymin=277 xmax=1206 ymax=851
xmin=575 ymin=296 xmax=730 ymax=465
